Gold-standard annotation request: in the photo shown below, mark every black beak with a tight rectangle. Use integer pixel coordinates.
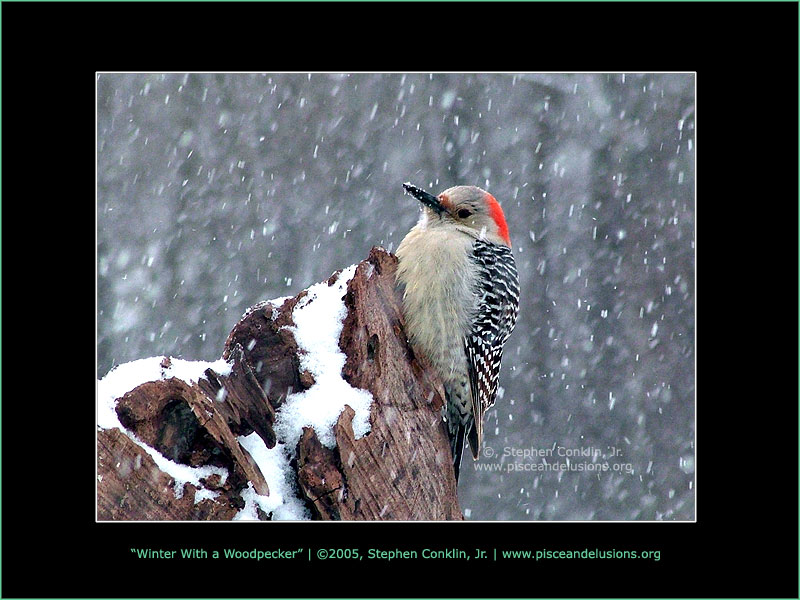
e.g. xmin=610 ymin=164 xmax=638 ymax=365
xmin=403 ymin=182 xmax=444 ymax=214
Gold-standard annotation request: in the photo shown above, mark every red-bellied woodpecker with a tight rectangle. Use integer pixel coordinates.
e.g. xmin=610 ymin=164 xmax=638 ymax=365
xmin=396 ymin=182 xmax=520 ymax=481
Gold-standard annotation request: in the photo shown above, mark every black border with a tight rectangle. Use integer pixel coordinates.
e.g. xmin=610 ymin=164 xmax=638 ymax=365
xmin=2 ymin=2 xmax=797 ymax=598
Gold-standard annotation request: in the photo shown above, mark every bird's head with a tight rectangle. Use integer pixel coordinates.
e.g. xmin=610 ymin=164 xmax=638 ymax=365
xmin=402 ymin=182 xmax=511 ymax=247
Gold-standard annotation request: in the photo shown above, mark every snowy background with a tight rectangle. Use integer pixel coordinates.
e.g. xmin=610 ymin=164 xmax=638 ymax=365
xmin=97 ymin=73 xmax=695 ymax=521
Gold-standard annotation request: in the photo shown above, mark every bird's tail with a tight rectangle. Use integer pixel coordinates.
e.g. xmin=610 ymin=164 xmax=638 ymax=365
xmin=450 ymin=422 xmax=467 ymax=483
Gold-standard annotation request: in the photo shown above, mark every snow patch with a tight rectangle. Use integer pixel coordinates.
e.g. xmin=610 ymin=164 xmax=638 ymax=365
xmin=234 ymin=432 xmax=311 ymax=520
xmin=129 ymin=432 xmax=228 ymax=499
xmin=194 ymin=488 xmax=221 ymax=505
xmin=275 ymin=264 xmax=373 ymax=450
xmin=98 ymin=356 xmax=233 ymax=430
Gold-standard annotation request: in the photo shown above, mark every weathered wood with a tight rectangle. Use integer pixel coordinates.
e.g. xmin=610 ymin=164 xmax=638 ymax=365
xmin=97 ymin=246 xmax=461 ymax=520
xmin=223 ymin=292 xmax=310 ymax=408
xmin=97 ymin=352 xmax=275 ymax=520
xmin=198 ymin=344 xmax=276 ymax=451
xmin=97 ymin=426 xmax=239 ymax=521
xmin=296 ymin=247 xmax=461 ymax=520
xmin=296 ymin=426 xmax=345 ymax=520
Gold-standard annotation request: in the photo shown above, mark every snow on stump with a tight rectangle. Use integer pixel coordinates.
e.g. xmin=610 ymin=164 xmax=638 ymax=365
xmin=97 ymin=247 xmax=461 ymax=520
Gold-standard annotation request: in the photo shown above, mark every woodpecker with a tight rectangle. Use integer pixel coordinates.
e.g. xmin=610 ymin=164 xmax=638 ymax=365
xmin=396 ymin=182 xmax=520 ymax=481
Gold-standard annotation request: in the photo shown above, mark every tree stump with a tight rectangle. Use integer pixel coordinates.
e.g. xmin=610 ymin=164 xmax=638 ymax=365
xmin=97 ymin=247 xmax=462 ymax=520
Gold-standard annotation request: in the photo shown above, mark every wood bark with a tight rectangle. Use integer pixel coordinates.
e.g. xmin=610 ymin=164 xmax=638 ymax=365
xmin=97 ymin=247 xmax=461 ymax=520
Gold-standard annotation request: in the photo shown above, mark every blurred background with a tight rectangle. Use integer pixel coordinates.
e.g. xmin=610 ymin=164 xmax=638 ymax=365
xmin=97 ymin=73 xmax=694 ymax=521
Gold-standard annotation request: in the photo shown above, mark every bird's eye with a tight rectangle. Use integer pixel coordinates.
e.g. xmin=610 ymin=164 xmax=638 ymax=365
xmin=457 ymin=209 xmax=472 ymax=219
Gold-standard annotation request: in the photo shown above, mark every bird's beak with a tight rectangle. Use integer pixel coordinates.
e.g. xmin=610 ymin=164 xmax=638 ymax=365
xmin=403 ymin=182 xmax=444 ymax=215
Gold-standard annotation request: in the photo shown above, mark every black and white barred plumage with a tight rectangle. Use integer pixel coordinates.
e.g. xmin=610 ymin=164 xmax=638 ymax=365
xmin=449 ymin=239 xmax=520 ymax=478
